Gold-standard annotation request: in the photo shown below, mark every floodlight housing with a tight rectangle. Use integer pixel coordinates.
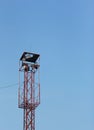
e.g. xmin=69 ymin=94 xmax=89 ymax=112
xmin=20 ymin=52 xmax=40 ymax=63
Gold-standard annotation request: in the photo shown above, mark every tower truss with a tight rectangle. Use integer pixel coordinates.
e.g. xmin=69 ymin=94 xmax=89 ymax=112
xmin=18 ymin=52 xmax=40 ymax=130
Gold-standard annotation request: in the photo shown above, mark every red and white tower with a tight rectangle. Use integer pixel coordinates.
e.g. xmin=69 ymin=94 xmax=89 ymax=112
xmin=18 ymin=52 xmax=40 ymax=130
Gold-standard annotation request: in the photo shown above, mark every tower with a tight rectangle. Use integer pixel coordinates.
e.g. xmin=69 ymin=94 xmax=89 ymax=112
xmin=18 ymin=52 xmax=40 ymax=130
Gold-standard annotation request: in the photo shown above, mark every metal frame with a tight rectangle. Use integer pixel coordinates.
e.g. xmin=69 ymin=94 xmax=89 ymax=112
xmin=18 ymin=52 xmax=40 ymax=130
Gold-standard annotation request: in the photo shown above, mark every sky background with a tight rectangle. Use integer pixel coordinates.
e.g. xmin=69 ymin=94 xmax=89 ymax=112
xmin=0 ymin=0 xmax=94 ymax=130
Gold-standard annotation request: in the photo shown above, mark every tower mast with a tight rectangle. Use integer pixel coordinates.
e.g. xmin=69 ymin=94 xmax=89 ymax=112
xmin=18 ymin=52 xmax=40 ymax=130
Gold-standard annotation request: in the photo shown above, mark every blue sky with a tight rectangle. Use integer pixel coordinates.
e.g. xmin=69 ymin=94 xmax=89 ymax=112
xmin=0 ymin=0 xmax=94 ymax=130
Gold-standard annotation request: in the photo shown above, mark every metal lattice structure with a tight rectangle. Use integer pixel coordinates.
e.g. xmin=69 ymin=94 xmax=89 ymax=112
xmin=18 ymin=52 xmax=40 ymax=130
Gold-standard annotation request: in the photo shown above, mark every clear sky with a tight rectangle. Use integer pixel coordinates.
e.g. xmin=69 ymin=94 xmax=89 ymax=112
xmin=0 ymin=0 xmax=94 ymax=130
